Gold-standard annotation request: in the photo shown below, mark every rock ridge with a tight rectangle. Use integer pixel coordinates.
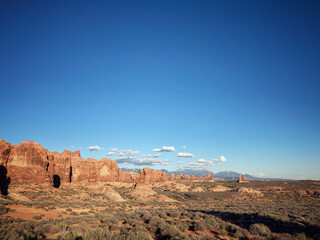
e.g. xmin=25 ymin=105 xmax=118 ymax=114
xmin=0 ymin=139 xmax=213 ymax=190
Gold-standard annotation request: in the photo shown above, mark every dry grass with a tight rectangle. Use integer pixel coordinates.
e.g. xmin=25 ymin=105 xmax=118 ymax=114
xmin=0 ymin=180 xmax=319 ymax=239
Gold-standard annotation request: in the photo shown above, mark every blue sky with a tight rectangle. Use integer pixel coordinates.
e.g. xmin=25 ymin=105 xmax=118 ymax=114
xmin=1 ymin=0 xmax=319 ymax=179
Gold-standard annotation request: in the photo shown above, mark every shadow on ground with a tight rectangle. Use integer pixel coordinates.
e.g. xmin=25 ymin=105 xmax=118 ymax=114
xmin=192 ymin=209 xmax=320 ymax=239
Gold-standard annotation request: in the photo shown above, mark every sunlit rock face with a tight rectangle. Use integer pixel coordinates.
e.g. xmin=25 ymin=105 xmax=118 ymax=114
xmin=0 ymin=139 xmax=213 ymax=190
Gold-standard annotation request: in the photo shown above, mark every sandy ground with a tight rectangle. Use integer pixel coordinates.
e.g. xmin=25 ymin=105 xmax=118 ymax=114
xmin=4 ymin=205 xmax=107 ymax=220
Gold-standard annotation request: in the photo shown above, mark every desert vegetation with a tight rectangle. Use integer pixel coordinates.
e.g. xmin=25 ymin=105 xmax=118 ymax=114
xmin=0 ymin=180 xmax=320 ymax=240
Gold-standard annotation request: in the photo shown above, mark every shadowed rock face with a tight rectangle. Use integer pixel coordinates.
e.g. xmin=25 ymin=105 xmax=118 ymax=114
xmin=0 ymin=139 xmax=213 ymax=192
xmin=0 ymin=165 xmax=10 ymax=195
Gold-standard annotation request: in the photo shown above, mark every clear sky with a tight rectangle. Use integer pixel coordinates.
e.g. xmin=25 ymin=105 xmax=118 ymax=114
xmin=1 ymin=0 xmax=319 ymax=180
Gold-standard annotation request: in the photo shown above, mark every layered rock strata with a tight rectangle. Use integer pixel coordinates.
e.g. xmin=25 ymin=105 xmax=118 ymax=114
xmin=0 ymin=139 xmax=213 ymax=190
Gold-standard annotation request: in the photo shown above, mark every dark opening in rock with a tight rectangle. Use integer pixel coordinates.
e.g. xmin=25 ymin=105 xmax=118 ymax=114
xmin=53 ymin=174 xmax=61 ymax=188
xmin=69 ymin=166 xmax=72 ymax=183
xmin=0 ymin=165 xmax=10 ymax=195
xmin=46 ymin=162 xmax=49 ymax=172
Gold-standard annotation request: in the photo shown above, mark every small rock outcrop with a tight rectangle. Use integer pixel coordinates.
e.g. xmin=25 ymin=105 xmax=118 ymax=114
xmin=238 ymin=174 xmax=249 ymax=183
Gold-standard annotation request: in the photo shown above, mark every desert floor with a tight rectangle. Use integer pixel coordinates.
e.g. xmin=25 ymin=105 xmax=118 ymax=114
xmin=0 ymin=180 xmax=319 ymax=240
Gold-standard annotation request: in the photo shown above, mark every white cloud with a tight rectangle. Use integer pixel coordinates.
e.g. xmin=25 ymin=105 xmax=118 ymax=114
xmin=220 ymin=156 xmax=227 ymax=162
xmin=106 ymin=151 xmax=116 ymax=156
xmin=182 ymin=146 xmax=186 ymax=149
xmin=111 ymin=148 xmax=118 ymax=152
xmin=252 ymin=172 xmax=265 ymax=177
xmin=178 ymin=161 xmax=183 ymax=164
xmin=197 ymin=158 xmax=206 ymax=162
xmin=87 ymin=146 xmax=103 ymax=151
xmin=185 ymin=155 xmax=227 ymax=169
xmin=185 ymin=158 xmax=217 ymax=168
xmin=153 ymin=146 xmax=176 ymax=152
xmin=143 ymin=153 xmax=161 ymax=157
xmin=115 ymin=157 xmax=170 ymax=166
xmin=177 ymin=152 xmax=194 ymax=158
xmin=118 ymin=149 xmax=140 ymax=155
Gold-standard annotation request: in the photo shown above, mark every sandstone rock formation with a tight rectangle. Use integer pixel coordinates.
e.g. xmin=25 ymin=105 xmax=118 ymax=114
xmin=174 ymin=172 xmax=213 ymax=181
xmin=184 ymin=174 xmax=191 ymax=180
xmin=175 ymin=173 xmax=183 ymax=180
xmin=170 ymin=173 xmax=175 ymax=181
xmin=139 ymin=168 xmax=168 ymax=182
xmin=0 ymin=139 xmax=214 ymax=192
xmin=238 ymin=174 xmax=249 ymax=183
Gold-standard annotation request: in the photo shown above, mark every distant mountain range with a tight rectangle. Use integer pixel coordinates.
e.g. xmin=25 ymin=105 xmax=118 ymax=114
xmin=120 ymin=168 xmax=291 ymax=181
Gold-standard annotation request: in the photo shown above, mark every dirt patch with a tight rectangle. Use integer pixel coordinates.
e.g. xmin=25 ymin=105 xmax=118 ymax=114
xmin=4 ymin=205 xmax=66 ymax=220
xmin=4 ymin=205 xmax=97 ymax=220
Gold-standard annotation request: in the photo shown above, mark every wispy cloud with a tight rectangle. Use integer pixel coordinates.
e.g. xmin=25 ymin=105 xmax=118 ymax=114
xmin=177 ymin=152 xmax=194 ymax=158
xmin=152 ymin=146 xmax=176 ymax=152
xmin=182 ymin=146 xmax=186 ymax=149
xmin=251 ymin=172 xmax=265 ymax=177
xmin=118 ymin=149 xmax=140 ymax=155
xmin=87 ymin=146 xmax=103 ymax=151
xmin=143 ymin=153 xmax=162 ymax=158
xmin=115 ymin=157 xmax=170 ymax=166
xmin=178 ymin=161 xmax=183 ymax=164
xmin=106 ymin=151 xmax=116 ymax=156
xmin=111 ymin=148 xmax=118 ymax=152
xmin=186 ymin=156 xmax=227 ymax=168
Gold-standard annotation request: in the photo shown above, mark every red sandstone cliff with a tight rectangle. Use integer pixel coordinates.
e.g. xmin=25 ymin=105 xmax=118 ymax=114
xmin=0 ymin=139 xmax=213 ymax=190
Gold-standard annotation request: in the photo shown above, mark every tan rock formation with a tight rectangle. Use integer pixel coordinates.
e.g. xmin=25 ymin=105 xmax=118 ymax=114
xmin=204 ymin=174 xmax=213 ymax=180
xmin=175 ymin=173 xmax=183 ymax=180
xmin=184 ymin=174 xmax=191 ymax=180
xmin=238 ymin=174 xmax=249 ymax=183
xmin=139 ymin=168 xmax=168 ymax=182
xmin=170 ymin=173 xmax=175 ymax=181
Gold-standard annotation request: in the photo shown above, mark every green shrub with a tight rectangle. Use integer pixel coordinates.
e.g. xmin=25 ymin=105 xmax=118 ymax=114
xmin=32 ymin=215 xmax=42 ymax=220
xmin=193 ymin=221 xmax=205 ymax=231
xmin=249 ymin=223 xmax=271 ymax=236
xmin=294 ymin=233 xmax=312 ymax=240
xmin=234 ymin=228 xmax=251 ymax=239
xmin=0 ymin=205 xmax=9 ymax=215
xmin=159 ymin=224 xmax=182 ymax=239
